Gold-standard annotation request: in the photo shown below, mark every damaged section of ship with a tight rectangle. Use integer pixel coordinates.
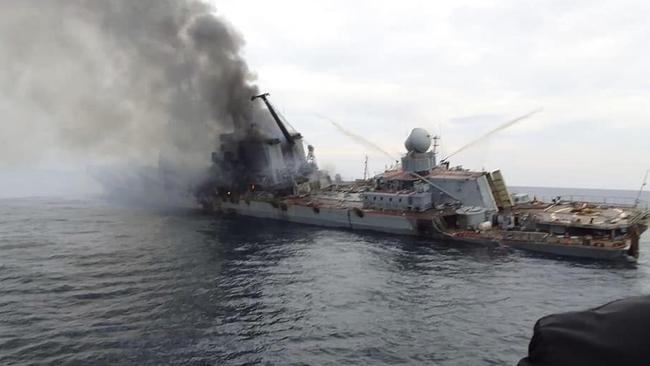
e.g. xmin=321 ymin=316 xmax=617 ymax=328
xmin=197 ymin=95 xmax=650 ymax=261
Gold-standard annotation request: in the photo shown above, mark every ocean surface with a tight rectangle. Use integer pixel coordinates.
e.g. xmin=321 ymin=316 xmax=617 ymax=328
xmin=1 ymin=187 xmax=649 ymax=365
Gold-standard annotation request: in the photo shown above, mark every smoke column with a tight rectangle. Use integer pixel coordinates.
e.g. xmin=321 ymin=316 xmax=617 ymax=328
xmin=0 ymin=0 xmax=275 ymax=200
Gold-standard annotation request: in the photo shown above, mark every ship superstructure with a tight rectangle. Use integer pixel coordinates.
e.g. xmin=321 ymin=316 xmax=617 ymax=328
xmin=198 ymin=95 xmax=650 ymax=261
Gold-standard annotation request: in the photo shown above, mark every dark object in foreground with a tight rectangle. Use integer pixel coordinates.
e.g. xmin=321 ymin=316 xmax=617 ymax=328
xmin=518 ymin=296 xmax=650 ymax=366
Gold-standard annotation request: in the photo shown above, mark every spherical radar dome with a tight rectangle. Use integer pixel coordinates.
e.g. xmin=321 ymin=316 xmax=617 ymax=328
xmin=404 ymin=128 xmax=431 ymax=153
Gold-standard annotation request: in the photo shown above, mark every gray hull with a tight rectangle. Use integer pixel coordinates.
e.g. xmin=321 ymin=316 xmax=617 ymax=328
xmin=504 ymin=241 xmax=632 ymax=261
xmin=213 ymin=199 xmax=632 ymax=261
xmin=219 ymin=200 xmax=421 ymax=236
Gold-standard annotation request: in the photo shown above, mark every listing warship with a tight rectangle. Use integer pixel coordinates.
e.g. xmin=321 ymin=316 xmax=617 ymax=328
xmin=197 ymin=93 xmax=650 ymax=261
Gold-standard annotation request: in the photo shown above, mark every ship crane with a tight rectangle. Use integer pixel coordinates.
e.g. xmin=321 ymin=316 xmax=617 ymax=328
xmin=251 ymin=93 xmax=296 ymax=145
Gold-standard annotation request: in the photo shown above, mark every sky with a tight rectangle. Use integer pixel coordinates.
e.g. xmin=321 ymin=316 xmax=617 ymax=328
xmin=209 ymin=0 xmax=650 ymax=190
xmin=0 ymin=0 xmax=648 ymax=198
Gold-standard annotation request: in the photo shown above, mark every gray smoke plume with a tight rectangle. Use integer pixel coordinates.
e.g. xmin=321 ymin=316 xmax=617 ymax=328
xmin=0 ymin=1 xmax=270 ymax=168
xmin=0 ymin=0 xmax=276 ymax=201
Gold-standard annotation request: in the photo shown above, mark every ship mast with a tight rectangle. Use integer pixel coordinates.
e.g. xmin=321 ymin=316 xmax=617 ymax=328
xmin=635 ymin=169 xmax=649 ymax=208
xmin=432 ymin=135 xmax=440 ymax=164
xmin=363 ymin=155 xmax=369 ymax=180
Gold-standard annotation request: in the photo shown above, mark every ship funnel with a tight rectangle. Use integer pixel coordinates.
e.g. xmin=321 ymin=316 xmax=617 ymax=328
xmin=405 ymin=128 xmax=431 ymax=153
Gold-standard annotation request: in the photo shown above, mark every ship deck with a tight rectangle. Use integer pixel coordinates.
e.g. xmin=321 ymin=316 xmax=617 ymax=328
xmin=513 ymin=201 xmax=647 ymax=230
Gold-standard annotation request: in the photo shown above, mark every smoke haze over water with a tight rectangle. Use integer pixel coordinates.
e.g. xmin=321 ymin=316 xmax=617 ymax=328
xmin=0 ymin=0 xmax=268 ymax=171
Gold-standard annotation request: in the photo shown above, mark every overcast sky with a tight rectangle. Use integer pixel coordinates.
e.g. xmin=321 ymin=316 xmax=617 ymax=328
xmin=212 ymin=0 xmax=649 ymax=190
xmin=1 ymin=0 xmax=648 ymax=198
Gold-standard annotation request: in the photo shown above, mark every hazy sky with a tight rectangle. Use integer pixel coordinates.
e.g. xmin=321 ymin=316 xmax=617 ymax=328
xmin=211 ymin=0 xmax=650 ymax=189
xmin=1 ymin=0 xmax=648 ymax=198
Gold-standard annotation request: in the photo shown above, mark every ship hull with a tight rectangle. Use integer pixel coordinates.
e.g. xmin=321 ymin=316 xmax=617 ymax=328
xmin=219 ymin=200 xmax=420 ymax=236
xmin=207 ymin=199 xmax=635 ymax=261
xmin=504 ymin=241 xmax=632 ymax=261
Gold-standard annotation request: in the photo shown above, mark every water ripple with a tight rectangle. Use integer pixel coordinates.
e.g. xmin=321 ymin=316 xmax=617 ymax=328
xmin=0 ymin=197 xmax=649 ymax=365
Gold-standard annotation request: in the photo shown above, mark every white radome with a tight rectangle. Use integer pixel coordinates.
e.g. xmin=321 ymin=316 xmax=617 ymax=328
xmin=404 ymin=128 xmax=431 ymax=153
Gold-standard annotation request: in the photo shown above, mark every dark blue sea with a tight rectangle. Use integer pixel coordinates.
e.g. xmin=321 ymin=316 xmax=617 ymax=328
xmin=1 ymin=187 xmax=649 ymax=365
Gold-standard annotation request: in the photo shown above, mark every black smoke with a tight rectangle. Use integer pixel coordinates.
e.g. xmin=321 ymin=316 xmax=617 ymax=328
xmin=0 ymin=0 xmax=276 ymax=201
xmin=0 ymin=0 xmax=270 ymax=166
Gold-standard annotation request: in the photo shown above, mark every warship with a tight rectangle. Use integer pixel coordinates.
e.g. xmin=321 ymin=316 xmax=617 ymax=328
xmin=197 ymin=93 xmax=650 ymax=261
